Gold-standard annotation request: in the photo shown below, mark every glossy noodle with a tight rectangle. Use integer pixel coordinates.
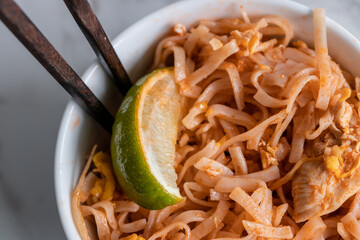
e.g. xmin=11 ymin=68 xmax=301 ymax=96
xmin=73 ymin=7 xmax=360 ymax=240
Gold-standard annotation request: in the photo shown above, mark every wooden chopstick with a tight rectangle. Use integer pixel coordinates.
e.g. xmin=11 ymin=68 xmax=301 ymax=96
xmin=0 ymin=0 xmax=114 ymax=133
xmin=63 ymin=0 xmax=132 ymax=96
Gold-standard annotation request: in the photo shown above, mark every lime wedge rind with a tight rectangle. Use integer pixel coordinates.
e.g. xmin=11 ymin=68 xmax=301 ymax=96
xmin=111 ymin=68 xmax=182 ymax=210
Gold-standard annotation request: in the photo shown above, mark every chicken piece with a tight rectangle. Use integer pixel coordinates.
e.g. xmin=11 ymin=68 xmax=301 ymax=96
xmin=172 ymin=23 xmax=186 ymax=36
xmin=292 ymin=159 xmax=360 ymax=223
xmin=334 ymin=101 xmax=352 ymax=130
xmin=312 ymin=132 xmax=341 ymax=157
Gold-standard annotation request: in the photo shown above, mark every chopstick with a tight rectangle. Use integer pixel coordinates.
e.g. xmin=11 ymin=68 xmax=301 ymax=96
xmin=0 ymin=0 xmax=114 ymax=133
xmin=63 ymin=0 xmax=132 ymax=96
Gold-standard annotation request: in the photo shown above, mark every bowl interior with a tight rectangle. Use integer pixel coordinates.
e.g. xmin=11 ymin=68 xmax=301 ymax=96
xmin=55 ymin=0 xmax=360 ymax=239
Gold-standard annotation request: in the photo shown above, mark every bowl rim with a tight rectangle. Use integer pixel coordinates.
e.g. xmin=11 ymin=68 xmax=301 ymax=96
xmin=54 ymin=0 xmax=360 ymax=239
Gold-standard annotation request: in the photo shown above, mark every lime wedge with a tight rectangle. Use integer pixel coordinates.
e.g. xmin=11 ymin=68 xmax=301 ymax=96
xmin=111 ymin=68 xmax=183 ymax=209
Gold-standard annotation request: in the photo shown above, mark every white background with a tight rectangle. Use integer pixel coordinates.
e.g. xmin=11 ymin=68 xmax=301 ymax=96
xmin=0 ymin=0 xmax=359 ymax=239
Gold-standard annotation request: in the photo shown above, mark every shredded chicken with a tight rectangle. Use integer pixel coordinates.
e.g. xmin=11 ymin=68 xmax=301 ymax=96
xmin=334 ymin=101 xmax=352 ymax=130
xmin=293 ymin=102 xmax=360 ymax=222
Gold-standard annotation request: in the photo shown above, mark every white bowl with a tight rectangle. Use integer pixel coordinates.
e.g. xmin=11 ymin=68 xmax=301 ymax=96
xmin=55 ymin=0 xmax=360 ymax=239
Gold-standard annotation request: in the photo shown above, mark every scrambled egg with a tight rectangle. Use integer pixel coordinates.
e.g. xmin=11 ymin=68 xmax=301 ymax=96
xmin=89 ymin=178 xmax=106 ymax=198
xmin=292 ymin=40 xmax=308 ymax=49
xmin=248 ymin=32 xmax=260 ymax=54
xmin=324 ymin=145 xmax=360 ymax=178
xmin=266 ymin=144 xmax=278 ymax=158
xmin=339 ymin=88 xmax=351 ymax=101
xmin=120 ymin=234 xmax=145 ymax=240
xmin=90 ymin=152 xmax=115 ymax=201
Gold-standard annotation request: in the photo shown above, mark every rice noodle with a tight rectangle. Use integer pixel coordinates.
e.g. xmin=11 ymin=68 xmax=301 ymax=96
xmin=270 ymin=106 xmax=297 ymax=147
xmin=114 ymin=201 xmax=140 ymax=213
xmin=144 ymin=210 xmax=158 ymax=239
xmin=92 ymin=201 xmax=117 ymax=230
xmin=264 ymin=16 xmax=294 ymax=46
xmin=186 ymin=39 xmax=239 ymax=86
xmin=282 ymin=48 xmax=316 ymax=67
xmin=234 ymin=166 xmax=280 ymax=182
xmin=120 ymin=218 xmax=147 ymax=233
xmin=254 ymin=88 xmax=288 ymax=108
xmin=304 ymin=109 xmax=332 ymax=139
xmin=243 ymin=220 xmax=293 ymax=239
xmin=293 ymin=216 xmax=326 ymax=240
xmin=81 ymin=206 xmax=111 ymax=240
xmin=217 ymin=110 xmax=287 ymax=154
xmin=337 ymin=222 xmax=352 ymax=240
xmin=154 ymin=199 xmax=186 ymax=228
xmin=148 ymin=222 xmax=191 ymax=240
xmin=184 ymin=25 xmax=209 ymax=56
xmin=171 ymin=46 xmax=186 ymax=82
xmin=229 ymin=146 xmax=248 ymax=174
xmin=349 ymin=191 xmax=360 ymax=218
xmin=191 ymin=200 xmax=231 ymax=240
xmin=206 ymin=104 xmax=256 ymax=129
xmin=194 ymin=157 xmax=234 ymax=176
xmin=110 ymin=229 xmax=121 ymax=240
xmin=230 ymin=187 xmax=271 ymax=225
xmin=314 ymin=8 xmax=333 ymax=110
xmin=215 ymin=177 xmax=266 ymax=193
xmin=341 ymin=212 xmax=360 ymax=239
xmin=72 ymin=146 xmax=96 ymax=240
xmin=219 ymin=62 xmax=245 ymax=110
xmin=184 ymin=182 xmax=217 ymax=207
xmin=240 ymin=6 xmax=250 ymax=24
xmin=74 ymin=8 xmax=360 ymax=240
xmin=81 ymin=172 xmax=97 ymax=202
xmin=152 ymin=35 xmax=187 ymax=69
xmin=285 ymin=75 xmax=318 ymax=113
xmin=178 ymin=140 xmax=219 ymax=184
xmin=171 ymin=210 xmax=209 ymax=224
xmin=273 ymin=203 xmax=288 ymax=226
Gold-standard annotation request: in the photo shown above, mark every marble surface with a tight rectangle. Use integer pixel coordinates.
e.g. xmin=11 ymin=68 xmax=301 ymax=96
xmin=0 ymin=0 xmax=359 ymax=239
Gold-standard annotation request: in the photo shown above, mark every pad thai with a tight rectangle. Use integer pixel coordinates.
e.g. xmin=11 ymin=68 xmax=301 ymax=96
xmin=72 ymin=7 xmax=360 ymax=240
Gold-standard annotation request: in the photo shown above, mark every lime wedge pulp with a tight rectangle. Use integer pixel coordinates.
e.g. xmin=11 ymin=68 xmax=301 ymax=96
xmin=111 ymin=68 xmax=183 ymax=209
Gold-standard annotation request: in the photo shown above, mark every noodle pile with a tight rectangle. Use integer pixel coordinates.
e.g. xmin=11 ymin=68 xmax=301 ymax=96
xmin=73 ymin=7 xmax=360 ymax=240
